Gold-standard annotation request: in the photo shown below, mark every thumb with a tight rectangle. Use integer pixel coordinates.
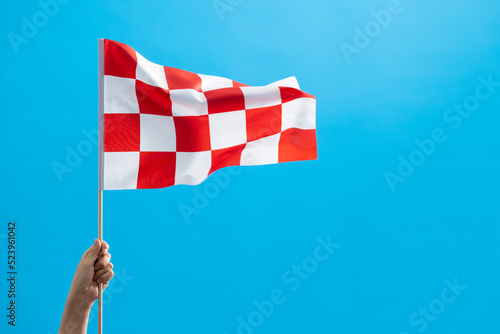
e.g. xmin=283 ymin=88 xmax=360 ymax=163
xmin=82 ymin=239 xmax=101 ymax=265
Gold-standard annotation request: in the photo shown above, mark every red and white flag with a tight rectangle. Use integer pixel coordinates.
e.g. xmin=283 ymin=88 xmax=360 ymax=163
xmin=98 ymin=39 xmax=317 ymax=190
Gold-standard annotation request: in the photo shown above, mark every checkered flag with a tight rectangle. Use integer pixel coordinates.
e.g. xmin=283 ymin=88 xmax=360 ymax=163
xmin=99 ymin=39 xmax=317 ymax=190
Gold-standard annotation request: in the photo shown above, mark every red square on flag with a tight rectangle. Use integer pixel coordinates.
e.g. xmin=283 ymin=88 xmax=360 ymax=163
xmin=137 ymin=152 xmax=176 ymax=189
xmin=164 ymin=67 xmax=202 ymax=92
xmin=174 ymin=115 xmax=211 ymax=152
xmin=136 ymin=80 xmax=172 ymax=116
xmin=278 ymin=128 xmax=317 ymax=163
xmin=279 ymin=86 xmax=315 ymax=104
xmin=104 ymin=40 xmax=137 ymax=79
xmin=210 ymin=144 xmax=246 ymax=174
xmin=205 ymin=87 xmax=245 ymax=114
xmin=104 ymin=114 xmax=140 ymax=152
xmin=246 ymin=105 xmax=282 ymax=142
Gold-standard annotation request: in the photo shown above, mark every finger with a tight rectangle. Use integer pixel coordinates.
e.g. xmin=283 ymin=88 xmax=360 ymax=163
xmin=101 ymin=240 xmax=110 ymax=255
xmin=94 ymin=252 xmax=111 ymax=271
xmin=80 ymin=239 xmax=99 ymax=260
xmin=81 ymin=239 xmax=101 ymax=264
xmin=96 ymin=270 xmax=114 ymax=284
xmin=94 ymin=262 xmax=114 ymax=280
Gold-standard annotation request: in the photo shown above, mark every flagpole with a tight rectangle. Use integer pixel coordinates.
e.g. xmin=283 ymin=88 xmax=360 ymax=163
xmin=98 ymin=190 xmax=103 ymax=334
xmin=97 ymin=38 xmax=105 ymax=334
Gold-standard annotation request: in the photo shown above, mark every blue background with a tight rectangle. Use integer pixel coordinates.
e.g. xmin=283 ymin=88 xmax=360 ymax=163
xmin=1 ymin=0 xmax=499 ymax=333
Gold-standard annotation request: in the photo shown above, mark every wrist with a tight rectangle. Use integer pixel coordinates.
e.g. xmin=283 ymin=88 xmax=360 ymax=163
xmin=66 ymin=291 xmax=94 ymax=312
xmin=59 ymin=290 xmax=93 ymax=334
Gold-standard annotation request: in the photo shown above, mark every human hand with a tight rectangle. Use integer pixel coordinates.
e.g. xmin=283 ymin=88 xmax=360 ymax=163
xmin=68 ymin=239 xmax=114 ymax=307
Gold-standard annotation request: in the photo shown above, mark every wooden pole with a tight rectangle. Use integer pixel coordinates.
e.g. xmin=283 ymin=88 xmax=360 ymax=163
xmin=98 ymin=190 xmax=103 ymax=334
xmin=97 ymin=38 xmax=105 ymax=334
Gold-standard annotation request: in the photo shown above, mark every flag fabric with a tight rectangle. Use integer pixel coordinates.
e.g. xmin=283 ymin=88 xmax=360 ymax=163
xmin=98 ymin=39 xmax=317 ymax=190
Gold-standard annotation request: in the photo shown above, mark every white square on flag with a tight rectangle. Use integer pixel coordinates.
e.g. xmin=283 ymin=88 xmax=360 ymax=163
xmin=209 ymin=111 xmax=247 ymax=150
xmin=140 ymin=114 xmax=176 ymax=152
